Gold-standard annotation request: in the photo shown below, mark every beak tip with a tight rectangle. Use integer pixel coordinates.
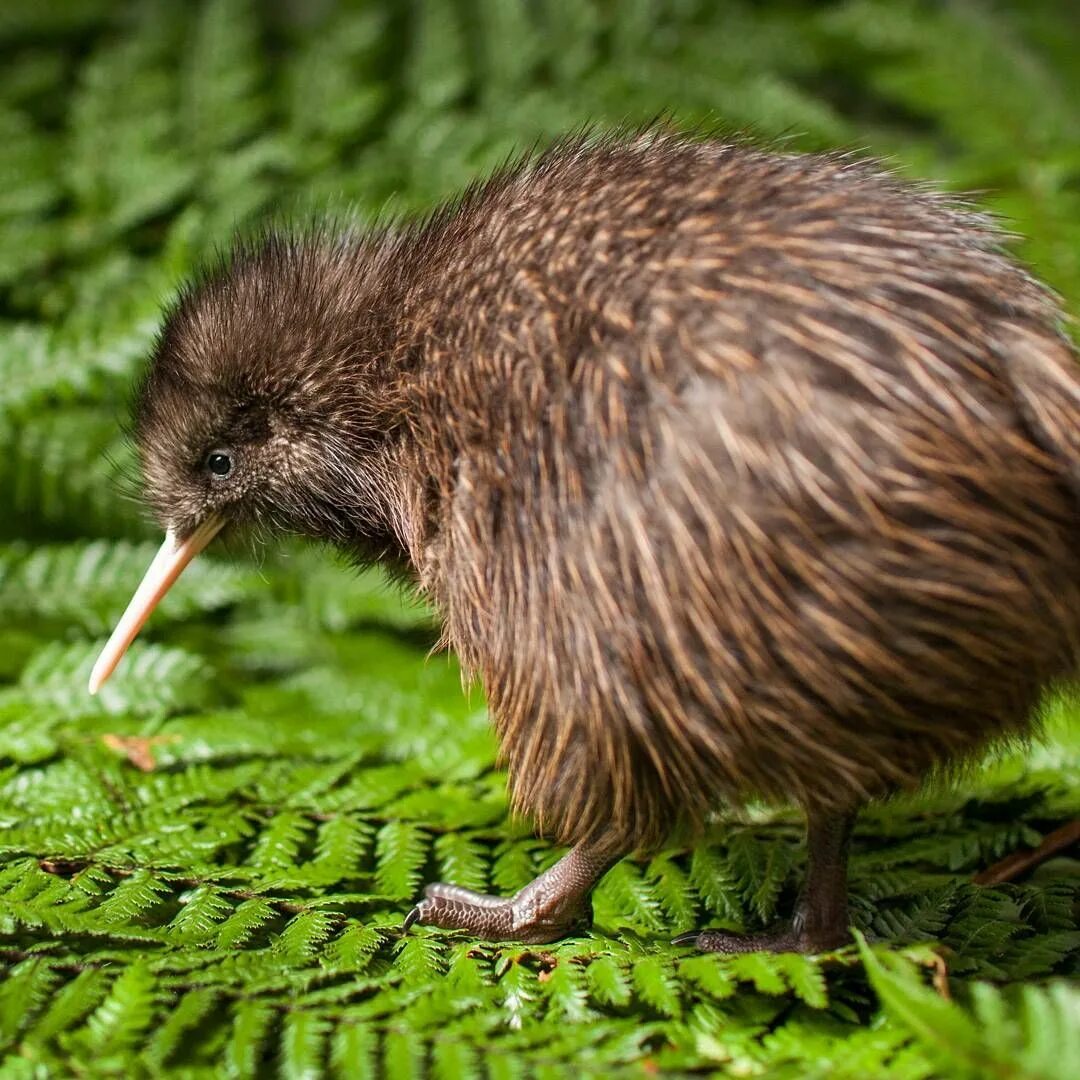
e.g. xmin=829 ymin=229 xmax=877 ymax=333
xmin=85 ymin=517 xmax=224 ymax=699
xmin=88 ymin=654 xmax=115 ymax=696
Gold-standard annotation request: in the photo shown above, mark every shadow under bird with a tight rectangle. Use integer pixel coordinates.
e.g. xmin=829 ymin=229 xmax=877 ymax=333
xmin=90 ymin=131 xmax=1080 ymax=952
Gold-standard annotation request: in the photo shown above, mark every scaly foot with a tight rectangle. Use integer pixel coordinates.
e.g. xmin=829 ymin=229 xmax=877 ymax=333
xmin=403 ymin=844 xmax=618 ymax=944
xmin=673 ymin=920 xmax=849 ymax=954
xmin=404 ymin=881 xmax=591 ymax=943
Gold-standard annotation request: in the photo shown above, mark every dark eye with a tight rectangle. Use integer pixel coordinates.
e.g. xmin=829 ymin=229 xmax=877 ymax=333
xmin=205 ymin=450 xmax=233 ymax=477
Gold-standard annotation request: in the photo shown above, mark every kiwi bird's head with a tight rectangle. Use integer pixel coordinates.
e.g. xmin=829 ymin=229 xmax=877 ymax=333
xmin=89 ymin=232 xmax=409 ymax=693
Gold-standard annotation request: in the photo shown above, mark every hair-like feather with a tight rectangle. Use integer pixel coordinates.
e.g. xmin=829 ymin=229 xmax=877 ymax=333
xmin=136 ymin=130 xmax=1080 ymax=855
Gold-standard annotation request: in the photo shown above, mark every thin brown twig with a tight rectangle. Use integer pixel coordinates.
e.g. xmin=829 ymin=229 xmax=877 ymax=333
xmin=972 ymin=819 xmax=1080 ymax=886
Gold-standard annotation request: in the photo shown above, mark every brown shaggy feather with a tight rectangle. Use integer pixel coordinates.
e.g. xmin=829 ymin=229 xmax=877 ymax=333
xmin=137 ymin=130 xmax=1080 ymax=865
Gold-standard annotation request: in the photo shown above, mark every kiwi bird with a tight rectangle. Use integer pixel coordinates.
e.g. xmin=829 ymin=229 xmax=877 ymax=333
xmin=89 ymin=132 xmax=1080 ymax=952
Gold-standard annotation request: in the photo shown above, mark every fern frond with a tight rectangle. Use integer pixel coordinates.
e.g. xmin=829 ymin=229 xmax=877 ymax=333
xmin=592 ymin=859 xmax=666 ymax=935
xmin=858 ymin=933 xmax=1080 ymax=1080
xmin=374 ymin=822 xmax=429 ymax=901
xmin=585 ymin=953 xmax=631 ymax=1008
xmin=0 ymin=540 xmax=255 ymax=635
xmin=223 ymin=999 xmax=276 ymax=1078
xmin=1 ymin=2 xmax=1077 ymax=1075
xmin=15 ymin=639 xmax=216 ymax=720
xmin=632 ymin=955 xmax=682 ymax=1019
xmin=78 ymin=960 xmax=157 ymax=1055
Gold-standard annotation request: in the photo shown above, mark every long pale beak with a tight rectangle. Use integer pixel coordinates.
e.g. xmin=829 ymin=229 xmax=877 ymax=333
xmin=88 ymin=515 xmax=224 ymax=694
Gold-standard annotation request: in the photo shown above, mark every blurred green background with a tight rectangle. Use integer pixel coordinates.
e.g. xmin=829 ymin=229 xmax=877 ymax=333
xmin=0 ymin=1 xmax=1078 ymax=1077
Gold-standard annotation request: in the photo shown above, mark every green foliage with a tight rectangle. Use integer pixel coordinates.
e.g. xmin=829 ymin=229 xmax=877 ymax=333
xmin=0 ymin=0 xmax=1077 ymax=1075
xmin=858 ymin=934 xmax=1080 ymax=1080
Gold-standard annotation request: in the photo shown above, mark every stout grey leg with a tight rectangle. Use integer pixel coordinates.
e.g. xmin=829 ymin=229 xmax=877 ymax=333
xmin=676 ymin=808 xmax=856 ymax=954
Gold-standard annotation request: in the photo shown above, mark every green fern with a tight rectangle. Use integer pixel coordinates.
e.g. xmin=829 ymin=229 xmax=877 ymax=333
xmin=0 ymin=0 xmax=1077 ymax=1075
xmin=0 ymin=540 xmax=256 ymax=635
xmin=858 ymin=933 xmax=1080 ymax=1080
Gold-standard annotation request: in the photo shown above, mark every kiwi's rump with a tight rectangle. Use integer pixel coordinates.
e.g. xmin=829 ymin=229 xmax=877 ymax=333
xmin=397 ymin=135 xmax=1080 ymax=849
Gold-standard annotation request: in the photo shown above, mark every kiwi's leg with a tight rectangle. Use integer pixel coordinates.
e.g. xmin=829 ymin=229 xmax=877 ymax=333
xmin=404 ymin=844 xmax=620 ymax=944
xmin=676 ymin=808 xmax=857 ymax=954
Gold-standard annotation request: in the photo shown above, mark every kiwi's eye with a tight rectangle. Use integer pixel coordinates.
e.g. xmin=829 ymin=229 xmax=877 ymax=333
xmin=205 ymin=450 xmax=233 ymax=477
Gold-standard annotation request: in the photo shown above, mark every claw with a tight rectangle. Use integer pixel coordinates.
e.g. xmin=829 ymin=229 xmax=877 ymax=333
xmin=402 ymin=905 xmax=422 ymax=932
xmin=671 ymin=931 xmax=702 ymax=946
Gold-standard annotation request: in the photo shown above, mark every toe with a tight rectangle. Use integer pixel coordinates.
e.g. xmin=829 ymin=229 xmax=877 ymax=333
xmin=422 ymin=882 xmax=504 ymax=906
xmin=402 ymin=881 xmax=591 ymax=943
xmin=403 ymin=893 xmax=516 ymax=939
xmin=671 ymin=930 xmax=702 ymax=946
xmin=683 ymin=927 xmax=801 ymax=954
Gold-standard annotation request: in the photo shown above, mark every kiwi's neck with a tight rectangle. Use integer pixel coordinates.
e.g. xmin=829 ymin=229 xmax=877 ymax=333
xmin=291 ymin=228 xmax=464 ymax=585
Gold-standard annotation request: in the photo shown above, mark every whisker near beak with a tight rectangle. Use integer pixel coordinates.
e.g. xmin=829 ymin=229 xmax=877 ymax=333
xmin=88 ymin=515 xmax=225 ymax=694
